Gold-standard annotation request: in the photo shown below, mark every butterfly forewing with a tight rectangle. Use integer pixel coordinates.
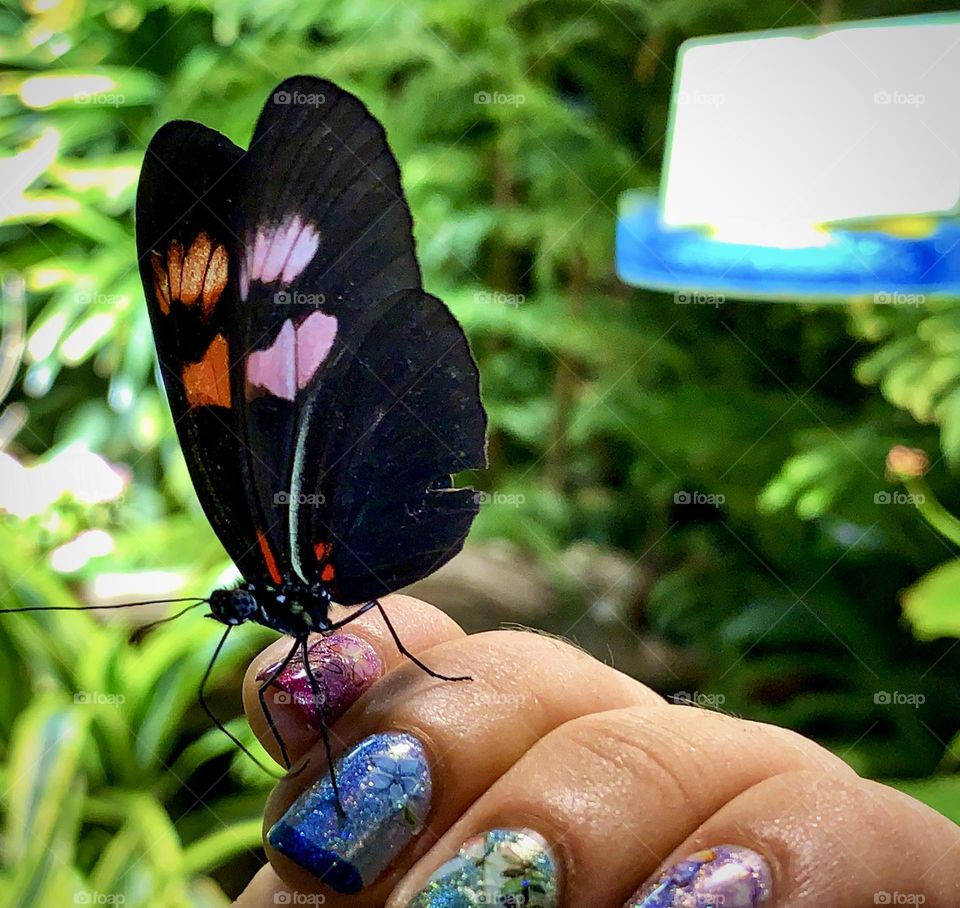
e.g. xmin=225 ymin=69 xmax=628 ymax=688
xmin=230 ymin=77 xmax=424 ymax=575
xmin=136 ymin=121 xmax=281 ymax=586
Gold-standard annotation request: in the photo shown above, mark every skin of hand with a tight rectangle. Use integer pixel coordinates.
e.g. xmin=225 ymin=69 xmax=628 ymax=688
xmin=231 ymin=594 xmax=960 ymax=908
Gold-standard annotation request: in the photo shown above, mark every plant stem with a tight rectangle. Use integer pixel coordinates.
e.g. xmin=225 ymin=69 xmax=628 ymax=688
xmin=906 ymin=478 xmax=960 ymax=547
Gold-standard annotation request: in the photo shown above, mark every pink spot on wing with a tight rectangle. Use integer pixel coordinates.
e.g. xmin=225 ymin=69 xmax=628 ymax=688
xmin=282 ymin=224 xmax=321 ymax=283
xmin=252 ymin=228 xmax=270 ymax=284
xmin=239 ymin=255 xmax=250 ymax=301
xmin=259 ymin=219 xmax=298 ymax=283
xmin=246 ymin=320 xmax=296 ymax=400
xmin=295 ymin=311 xmax=338 ymax=389
xmin=245 ymin=215 xmax=321 ymax=289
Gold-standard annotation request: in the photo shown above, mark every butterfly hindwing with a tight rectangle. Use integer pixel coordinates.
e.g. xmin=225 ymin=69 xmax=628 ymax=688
xmin=290 ymin=289 xmax=487 ymax=603
xmin=135 ymin=121 xmax=281 ymax=585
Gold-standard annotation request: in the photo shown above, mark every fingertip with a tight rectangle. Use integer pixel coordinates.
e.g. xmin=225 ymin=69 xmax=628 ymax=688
xmin=231 ymin=862 xmax=290 ymax=907
xmin=242 ymin=595 xmax=467 ymax=765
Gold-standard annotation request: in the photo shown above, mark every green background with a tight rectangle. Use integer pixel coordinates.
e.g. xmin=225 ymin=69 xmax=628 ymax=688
xmin=2 ymin=0 xmax=960 ymax=904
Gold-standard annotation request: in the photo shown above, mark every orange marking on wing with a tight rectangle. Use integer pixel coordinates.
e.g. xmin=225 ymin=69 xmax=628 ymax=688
xmin=313 ymin=540 xmax=332 ymax=562
xmin=182 ymin=334 xmax=232 ymax=408
xmin=154 ymin=234 xmax=227 ymax=317
xmin=257 ymin=529 xmax=283 ymax=585
xmin=167 ymin=240 xmax=184 ymax=301
xmin=321 ymin=563 xmax=335 ymax=582
xmin=202 ymin=243 xmax=229 ymax=315
xmin=150 ymin=253 xmax=170 ymax=315
xmin=180 ymin=232 xmax=212 ymax=306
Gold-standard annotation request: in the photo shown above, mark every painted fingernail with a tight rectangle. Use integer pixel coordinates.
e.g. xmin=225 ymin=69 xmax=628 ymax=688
xmin=256 ymin=632 xmax=382 ymax=728
xmin=267 ymin=731 xmax=431 ymax=893
xmin=627 ymin=844 xmax=772 ymax=907
xmin=405 ymin=828 xmax=559 ymax=907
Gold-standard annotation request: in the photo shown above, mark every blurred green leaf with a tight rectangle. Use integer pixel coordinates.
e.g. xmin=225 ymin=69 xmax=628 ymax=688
xmin=2 ymin=697 xmax=87 ymax=908
xmin=901 ymin=559 xmax=960 ymax=640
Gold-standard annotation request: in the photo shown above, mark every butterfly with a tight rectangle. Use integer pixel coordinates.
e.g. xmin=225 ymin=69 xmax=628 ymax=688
xmin=133 ymin=76 xmax=487 ymax=781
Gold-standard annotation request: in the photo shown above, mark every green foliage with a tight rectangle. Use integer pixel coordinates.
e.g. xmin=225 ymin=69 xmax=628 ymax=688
xmin=0 ymin=519 xmax=273 ymax=906
xmin=903 ymin=559 xmax=960 ymax=640
xmin=1 ymin=0 xmax=960 ymax=897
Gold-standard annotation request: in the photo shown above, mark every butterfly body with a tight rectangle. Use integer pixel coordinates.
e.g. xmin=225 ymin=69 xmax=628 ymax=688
xmin=208 ymin=582 xmax=332 ymax=635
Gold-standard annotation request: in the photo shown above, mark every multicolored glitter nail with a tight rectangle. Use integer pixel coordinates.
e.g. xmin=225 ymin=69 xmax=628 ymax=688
xmin=256 ymin=632 xmax=382 ymax=728
xmin=627 ymin=844 xmax=772 ymax=907
xmin=405 ymin=828 xmax=559 ymax=907
xmin=268 ymin=731 xmax=431 ymax=893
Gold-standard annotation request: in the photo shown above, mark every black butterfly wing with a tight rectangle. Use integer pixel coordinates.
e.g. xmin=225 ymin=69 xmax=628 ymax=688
xmin=135 ymin=121 xmax=281 ymax=585
xmin=229 ymin=77 xmax=423 ymax=571
xmin=291 ymin=288 xmax=488 ymax=604
xmin=138 ymin=79 xmax=486 ymax=604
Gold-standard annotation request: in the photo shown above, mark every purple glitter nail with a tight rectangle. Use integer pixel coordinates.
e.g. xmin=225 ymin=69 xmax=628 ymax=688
xmin=256 ymin=633 xmax=382 ymax=728
xmin=627 ymin=845 xmax=772 ymax=907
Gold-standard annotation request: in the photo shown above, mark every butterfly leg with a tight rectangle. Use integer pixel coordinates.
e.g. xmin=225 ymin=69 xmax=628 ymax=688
xmin=257 ymin=634 xmax=303 ymax=770
xmin=374 ymin=599 xmax=472 ymax=682
xmin=323 ymin=598 xmax=378 ymax=631
xmin=299 ymin=635 xmax=347 ymax=819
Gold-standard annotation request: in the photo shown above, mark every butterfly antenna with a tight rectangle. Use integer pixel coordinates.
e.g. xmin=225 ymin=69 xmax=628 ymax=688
xmin=199 ymin=624 xmax=282 ymax=780
xmin=0 ymin=596 xmax=210 ymax=615
xmin=131 ymin=599 xmax=209 ymax=641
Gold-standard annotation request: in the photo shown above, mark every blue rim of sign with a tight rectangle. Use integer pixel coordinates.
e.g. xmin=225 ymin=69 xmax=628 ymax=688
xmin=615 ymin=191 xmax=960 ymax=301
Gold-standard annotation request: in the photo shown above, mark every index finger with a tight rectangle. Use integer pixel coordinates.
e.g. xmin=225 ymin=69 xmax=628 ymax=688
xmin=242 ymin=594 xmax=467 ymax=766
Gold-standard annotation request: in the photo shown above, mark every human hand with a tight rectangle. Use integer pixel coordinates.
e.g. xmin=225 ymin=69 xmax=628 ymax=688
xmin=232 ymin=595 xmax=959 ymax=907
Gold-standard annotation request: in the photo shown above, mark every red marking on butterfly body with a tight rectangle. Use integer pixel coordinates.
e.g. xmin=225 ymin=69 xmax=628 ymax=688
xmin=257 ymin=529 xmax=283 ymax=585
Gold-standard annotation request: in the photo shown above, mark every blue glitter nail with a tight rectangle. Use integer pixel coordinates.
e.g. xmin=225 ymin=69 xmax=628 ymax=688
xmin=268 ymin=731 xmax=432 ymax=893
xmin=406 ymin=829 xmax=559 ymax=907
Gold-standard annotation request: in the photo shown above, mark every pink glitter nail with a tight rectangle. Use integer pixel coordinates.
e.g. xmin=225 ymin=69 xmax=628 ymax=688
xmin=256 ymin=633 xmax=383 ymax=728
